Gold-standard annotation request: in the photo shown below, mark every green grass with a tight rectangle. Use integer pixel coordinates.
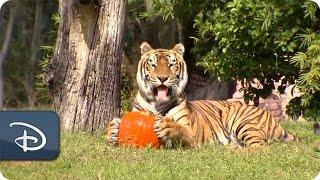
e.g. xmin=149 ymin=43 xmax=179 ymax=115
xmin=1 ymin=121 xmax=319 ymax=180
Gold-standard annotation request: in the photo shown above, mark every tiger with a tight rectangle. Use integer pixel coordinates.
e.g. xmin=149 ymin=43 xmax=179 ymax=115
xmin=105 ymin=42 xmax=298 ymax=148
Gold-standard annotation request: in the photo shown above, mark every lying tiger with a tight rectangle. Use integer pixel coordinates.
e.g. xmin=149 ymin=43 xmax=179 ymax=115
xmin=105 ymin=42 xmax=298 ymax=148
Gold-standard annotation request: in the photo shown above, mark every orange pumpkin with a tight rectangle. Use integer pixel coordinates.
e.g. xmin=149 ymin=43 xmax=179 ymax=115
xmin=118 ymin=112 xmax=161 ymax=148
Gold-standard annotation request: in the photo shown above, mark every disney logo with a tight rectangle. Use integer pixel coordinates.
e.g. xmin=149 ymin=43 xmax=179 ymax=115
xmin=9 ymin=122 xmax=47 ymax=152
xmin=311 ymin=0 xmax=320 ymax=8
xmin=0 ymin=0 xmax=10 ymax=11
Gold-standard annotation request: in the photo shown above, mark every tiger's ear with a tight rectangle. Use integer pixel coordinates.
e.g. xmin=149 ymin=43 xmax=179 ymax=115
xmin=172 ymin=43 xmax=185 ymax=55
xmin=140 ymin=42 xmax=153 ymax=55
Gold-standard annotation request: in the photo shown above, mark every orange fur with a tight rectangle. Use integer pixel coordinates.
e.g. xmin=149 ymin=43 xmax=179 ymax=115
xmin=105 ymin=42 xmax=298 ymax=148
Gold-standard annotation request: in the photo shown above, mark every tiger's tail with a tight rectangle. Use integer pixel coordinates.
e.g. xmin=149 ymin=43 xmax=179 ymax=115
xmin=277 ymin=125 xmax=299 ymax=142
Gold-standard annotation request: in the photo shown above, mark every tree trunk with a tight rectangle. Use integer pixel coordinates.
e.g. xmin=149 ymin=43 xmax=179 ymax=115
xmin=25 ymin=0 xmax=43 ymax=108
xmin=0 ymin=2 xmax=18 ymax=109
xmin=48 ymin=0 xmax=126 ymax=132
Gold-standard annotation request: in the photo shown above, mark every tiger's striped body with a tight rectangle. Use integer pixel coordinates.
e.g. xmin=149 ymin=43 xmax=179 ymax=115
xmin=187 ymin=100 xmax=297 ymax=146
xmin=105 ymin=42 xmax=297 ymax=148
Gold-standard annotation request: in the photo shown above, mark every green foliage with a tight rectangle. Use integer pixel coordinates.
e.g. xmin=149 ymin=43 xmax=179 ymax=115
xmin=51 ymin=12 xmax=62 ymax=25
xmin=1 ymin=1 xmax=58 ymax=108
xmin=3 ymin=27 xmax=30 ymax=106
xmin=291 ymin=32 xmax=320 ymax=121
xmin=151 ymin=0 xmax=205 ymax=20
xmin=2 ymin=2 xmax=35 ymax=106
xmin=192 ymin=1 xmax=314 ymax=81
xmin=120 ymin=70 xmax=134 ymax=113
xmin=150 ymin=0 xmax=317 ymax=84
xmin=150 ymin=0 xmax=320 ymax=119
xmin=286 ymin=97 xmax=304 ymax=120
xmin=35 ymin=45 xmax=54 ymax=105
xmin=150 ymin=0 xmax=317 ymax=77
xmin=120 ymin=0 xmax=148 ymax=112
xmin=127 ymin=0 xmax=147 ymax=19
xmin=35 ymin=12 xmax=60 ymax=106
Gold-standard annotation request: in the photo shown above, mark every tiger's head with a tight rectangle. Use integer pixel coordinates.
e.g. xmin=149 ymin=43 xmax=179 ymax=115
xmin=137 ymin=42 xmax=188 ymax=103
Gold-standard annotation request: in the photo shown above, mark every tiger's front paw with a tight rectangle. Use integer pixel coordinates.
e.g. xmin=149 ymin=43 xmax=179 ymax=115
xmin=105 ymin=118 xmax=121 ymax=145
xmin=154 ymin=115 xmax=180 ymax=141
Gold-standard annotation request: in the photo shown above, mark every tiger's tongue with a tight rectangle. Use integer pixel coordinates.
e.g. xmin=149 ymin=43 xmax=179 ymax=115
xmin=157 ymin=87 xmax=168 ymax=101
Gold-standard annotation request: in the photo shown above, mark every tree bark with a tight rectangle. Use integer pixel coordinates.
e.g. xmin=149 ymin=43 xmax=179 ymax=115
xmin=48 ymin=0 xmax=126 ymax=132
xmin=0 ymin=2 xmax=18 ymax=109
xmin=25 ymin=0 xmax=43 ymax=108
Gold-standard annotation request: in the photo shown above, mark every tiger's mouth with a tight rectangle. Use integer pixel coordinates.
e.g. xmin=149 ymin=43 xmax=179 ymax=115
xmin=153 ymin=85 xmax=171 ymax=101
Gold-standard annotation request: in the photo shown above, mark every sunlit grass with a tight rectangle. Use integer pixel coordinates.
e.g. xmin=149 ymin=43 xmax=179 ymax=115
xmin=0 ymin=121 xmax=319 ymax=179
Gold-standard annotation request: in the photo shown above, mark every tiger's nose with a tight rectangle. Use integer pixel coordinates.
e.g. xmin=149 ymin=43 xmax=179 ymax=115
xmin=158 ymin=76 xmax=168 ymax=83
